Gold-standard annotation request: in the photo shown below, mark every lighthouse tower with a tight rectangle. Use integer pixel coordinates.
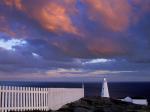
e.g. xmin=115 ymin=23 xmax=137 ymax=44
xmin=101 ymin=78 xmax=110 ymax=98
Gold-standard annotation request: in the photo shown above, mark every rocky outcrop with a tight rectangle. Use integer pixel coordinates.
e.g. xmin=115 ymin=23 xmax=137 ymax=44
xmin=56 ymin=97 xmax=150 ymax=112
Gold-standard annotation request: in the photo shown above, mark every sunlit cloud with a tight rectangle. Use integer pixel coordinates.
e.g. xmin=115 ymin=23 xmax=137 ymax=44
xmin=91 ymin=70 xmax=137 ymax=76
xmin=32 ymin=52 xmax=40 ymax=58
xmin=3 ymin=0 xmax=24 ymax=11
xmin=46 ymin=68 xmax=137 ymax=78
xmin=46 ymin=68 xmax=85 ymax=77
xmin=0 ymin=39 xmax=27 ymax=51
xmin=83 ymin=58 xmax=115 ymax=64
xmin=82 ymin=0 xmax=131 ymax=31
xmin=33 ymin=3 xmax=78 ymax=34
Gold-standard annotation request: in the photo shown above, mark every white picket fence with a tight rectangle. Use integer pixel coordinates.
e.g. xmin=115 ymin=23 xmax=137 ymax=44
xmin=0 ymin=85 xmax=84 ymax=112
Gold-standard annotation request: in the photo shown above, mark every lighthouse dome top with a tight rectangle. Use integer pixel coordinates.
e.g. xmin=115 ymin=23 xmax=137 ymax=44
xmin=104 ymin=78 xmax=106 ymax=81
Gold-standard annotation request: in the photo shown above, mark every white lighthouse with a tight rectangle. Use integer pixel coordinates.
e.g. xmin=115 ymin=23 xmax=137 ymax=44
xmin=101 ymin=78 xmax=110 ymax=98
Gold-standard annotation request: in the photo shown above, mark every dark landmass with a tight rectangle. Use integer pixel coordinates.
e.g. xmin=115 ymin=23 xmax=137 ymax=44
xmin=56 ymin=97 xmax=150 ymax=112
xmin=10 ymin=97 xmax=150 ymax=112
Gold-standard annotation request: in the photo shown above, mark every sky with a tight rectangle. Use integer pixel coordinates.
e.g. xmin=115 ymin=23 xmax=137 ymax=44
xmin=0 ymin=0 xmax=150 ymax=82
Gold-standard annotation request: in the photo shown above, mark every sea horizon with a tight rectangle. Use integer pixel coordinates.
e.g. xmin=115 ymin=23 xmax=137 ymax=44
xmin=1 ymin=81 xmax=150 ymax=101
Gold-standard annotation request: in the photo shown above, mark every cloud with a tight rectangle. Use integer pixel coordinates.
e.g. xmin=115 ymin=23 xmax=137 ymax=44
xmin=0 ymin=0 xmax=150 ymax=80
xmin=83 ymin=58 xmax=115 ymax=64
xmin=86 ymin=38 xmax=128 ymax=57
xmin=4 ymin=0 xmax=79 ymax=35
xmin=46 ymin=68 xmax=137 ymax=78
xmin=0 ymin=38 xmax=27 ymax=50
xmin=81 ymin=0 xmax=131 ymax=32
xmin=0 ymin=0 xmax=149 ymax=58
xmin=32 ymin=52 xmax=40 ymax=58
xmin=3 ymin=0 xmax=24 ymax=11
xmin=82 ymin=0 xmax=150 ymax=32
xmin=0 ymin=0 xmax=80 ymax=39
xmin=29 ymin=2 xmax=79 ymax=35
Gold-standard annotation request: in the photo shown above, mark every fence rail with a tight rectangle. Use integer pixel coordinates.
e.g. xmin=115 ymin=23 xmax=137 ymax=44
xmin=0 ymin=85 xmax=84 ymax=112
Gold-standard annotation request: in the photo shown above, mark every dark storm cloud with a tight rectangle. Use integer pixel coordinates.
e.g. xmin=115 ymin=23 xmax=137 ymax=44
xmin=0 ymin=0 xmax=150 ymax=80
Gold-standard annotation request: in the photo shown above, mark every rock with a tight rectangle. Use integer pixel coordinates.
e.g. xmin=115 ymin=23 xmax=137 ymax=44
xmin=56 ymin=97 xmax=150 ymax=112
xmin=74 ymin=107 xmax=92 ymax=112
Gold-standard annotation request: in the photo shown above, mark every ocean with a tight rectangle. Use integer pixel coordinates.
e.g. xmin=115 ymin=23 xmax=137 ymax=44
xmin=0 ymin=81 xmax=150 ymax=100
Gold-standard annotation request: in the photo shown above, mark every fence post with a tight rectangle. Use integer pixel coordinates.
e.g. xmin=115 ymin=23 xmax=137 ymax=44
xmin=0 ymin=86 xmax=1 ymax=111
xmin=35 ymin=88 xmax=37 ymax=110
xmin=38 ymin=88 xmax=40 ymax=110
xmin=31 ymin=87 xmax=33 ymax=110
xmin=5 ymin=86 xmax=7 ymax=112
xmin=8 ymin=86 xmax=11 ymax=111
xmin=1 ymin=86 xmax=4 ymax=112
xmin=0 ymin=86 xmax=2 ymax=112
xmin=11 ymin=86 xmax=14 ymax=110
xmin=22 ymin=87 xmax=24 ymax=110
xmin=33 ymin=87 xmax=35 ymax=110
